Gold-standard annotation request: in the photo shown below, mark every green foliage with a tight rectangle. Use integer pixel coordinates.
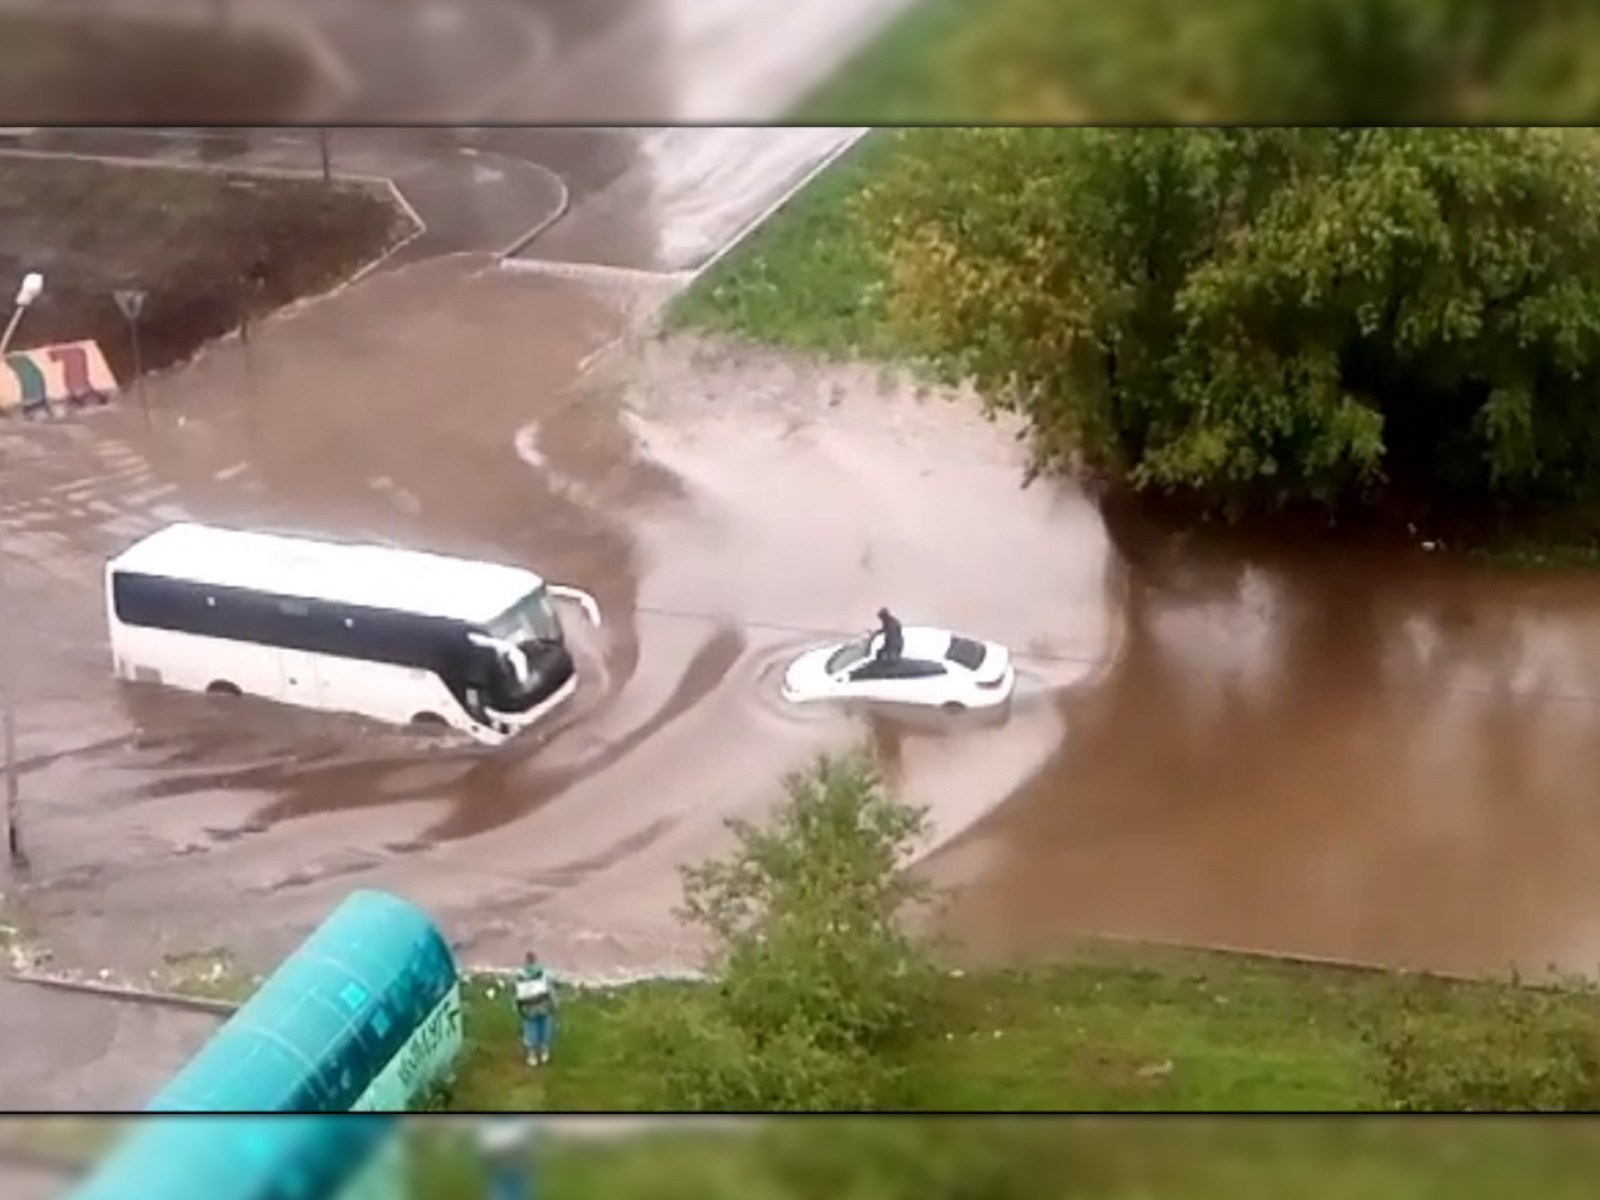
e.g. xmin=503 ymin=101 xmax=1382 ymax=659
xmin=603 ymin=751 xmax=938 ymax=1109
xmin=866 ymin=127 xmax=1600 ymax=517
xmin=1363 ymin=973 xmax=1600 ymax=1111
xmin=405 ymin=1116 xmax=1600 ymax=1200
xmin=916 ymin=0 xmax=1600 ymax=122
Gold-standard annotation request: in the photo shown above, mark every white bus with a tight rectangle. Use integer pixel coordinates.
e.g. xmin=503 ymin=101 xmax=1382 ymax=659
xmin=104 ymin=522 xmax=602 ymax=745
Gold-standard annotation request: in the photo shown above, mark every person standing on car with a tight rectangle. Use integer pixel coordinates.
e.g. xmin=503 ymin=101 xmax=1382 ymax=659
xmin=876 ymin=607 xmax=904 ymax=661
xmin=513 ymin=952 xmax=557 ymax=1067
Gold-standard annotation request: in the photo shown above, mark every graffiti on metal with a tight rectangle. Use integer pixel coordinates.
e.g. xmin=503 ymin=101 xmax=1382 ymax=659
xmin=1 ymin=340 xmax=119 ymax=416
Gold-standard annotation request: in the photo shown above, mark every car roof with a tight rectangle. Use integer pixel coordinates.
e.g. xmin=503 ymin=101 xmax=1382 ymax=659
xmin=899 ymin=626 xmax=957 ymax=659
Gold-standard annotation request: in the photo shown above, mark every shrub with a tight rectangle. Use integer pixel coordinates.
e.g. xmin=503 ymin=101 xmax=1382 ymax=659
xmin=1363 ymin=973 xmax=1600 ymax=1111
xmin=606 ymin=750 xmax=940 ymax=1109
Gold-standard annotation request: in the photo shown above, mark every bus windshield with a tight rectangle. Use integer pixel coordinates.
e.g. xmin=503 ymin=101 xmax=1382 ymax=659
xmin=484 ymin=587 xmax=564 ymax=646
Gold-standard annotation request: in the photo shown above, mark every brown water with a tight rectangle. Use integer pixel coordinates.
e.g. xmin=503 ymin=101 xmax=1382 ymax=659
xmin=5 ymin=257 xmax=1600 ymax=982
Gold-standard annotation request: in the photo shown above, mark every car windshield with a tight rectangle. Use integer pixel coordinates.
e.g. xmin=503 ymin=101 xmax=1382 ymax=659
xmin=485 ymin=586 xmax=563 ymax=645
xmin=824 ymin=636 xmax=874 ymax=676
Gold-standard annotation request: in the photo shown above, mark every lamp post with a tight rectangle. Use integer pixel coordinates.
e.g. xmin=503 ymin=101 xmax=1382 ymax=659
xmin=0 ymin=271 xmax=42 ymax=358
xmin=1 ymin=270 xmax=43 ymax=872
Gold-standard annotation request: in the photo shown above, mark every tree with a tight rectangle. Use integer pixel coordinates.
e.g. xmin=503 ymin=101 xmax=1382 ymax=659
xmin=864 ymin=127 xmax=1600 ymax=518
xmin=604 ymin=751 xmax=939 ymax=1109
xmin=938 ymin=0 xmax=1600 ymax=122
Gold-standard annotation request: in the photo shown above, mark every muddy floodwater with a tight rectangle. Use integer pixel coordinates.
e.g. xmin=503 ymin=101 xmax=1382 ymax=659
xmin=6 ymin=257 xmax=1600 ymax=982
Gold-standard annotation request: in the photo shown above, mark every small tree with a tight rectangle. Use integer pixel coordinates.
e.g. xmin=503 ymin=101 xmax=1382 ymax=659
xmin=608 ymin=750 xmax=938 ymax=1110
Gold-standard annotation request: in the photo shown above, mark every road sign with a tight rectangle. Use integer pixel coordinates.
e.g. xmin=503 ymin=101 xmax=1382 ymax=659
xmin=113 ymin=289 xmax=147 ymax=321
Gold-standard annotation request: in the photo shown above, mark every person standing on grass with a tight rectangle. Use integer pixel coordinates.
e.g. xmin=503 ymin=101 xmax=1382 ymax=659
xmin=477 ymin=1117 xmax=537 ymax=1200
xmin=513 ymin=952 xmax=557 ymax=1067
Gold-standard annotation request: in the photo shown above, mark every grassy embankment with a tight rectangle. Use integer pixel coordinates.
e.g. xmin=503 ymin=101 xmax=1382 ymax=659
xmin=40 ymin=1117 xmax=1600 ymax=1200
xmin=445 ymin=945 xmax=1600 ymax=1112
xmin=413 ymin=1118 xmax=1600 ymax=1200
xmin=0 ymin=155 xmax=410 ymax=387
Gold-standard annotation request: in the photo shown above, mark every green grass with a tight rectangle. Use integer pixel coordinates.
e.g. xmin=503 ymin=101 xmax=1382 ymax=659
xmin=441 ymin=941 xmax=1600 ymax=1112
xmin=795 ymin=0 xmax=985 ymax=122
xmin=665 ymin=133 xmax=900 ymax=357
xmin=409 ymin=1117 xmax=1600 ymax=1200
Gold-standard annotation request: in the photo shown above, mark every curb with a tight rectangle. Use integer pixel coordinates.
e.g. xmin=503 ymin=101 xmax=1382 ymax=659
xmin=684 ymin=128 xmax=873 ymax=286
xmin=495 ymin=164 xmax=572 ymax=259
xmin=2 ymin=969 xmax=240 ymax=1015
xmin=499 ymin=128 xmax=872 ymax=293
xmin=0 ymin=143 xmax=395 ymax=189
xmin=0 ymin=143 xmax=428 ymax=392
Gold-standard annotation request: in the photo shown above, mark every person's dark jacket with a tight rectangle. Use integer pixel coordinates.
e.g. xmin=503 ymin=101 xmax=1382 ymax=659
xmin=878 ymin=610 xmax=904 ymax=660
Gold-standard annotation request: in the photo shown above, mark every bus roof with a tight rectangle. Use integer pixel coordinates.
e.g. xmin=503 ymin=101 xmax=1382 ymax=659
xmin=107 ymin=522 xmax=545 ymax=626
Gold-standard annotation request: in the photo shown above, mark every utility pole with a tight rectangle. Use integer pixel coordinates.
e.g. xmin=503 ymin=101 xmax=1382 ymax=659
xmin=0 ymin=271 xmax=43 ymax=873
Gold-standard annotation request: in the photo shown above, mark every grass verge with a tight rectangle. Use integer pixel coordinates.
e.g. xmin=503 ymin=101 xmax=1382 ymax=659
xmin=664 ymin=133 xmax=898 ymax=358
xmin=411 ymin=1117 xmax=1600 ymax=1200
xmin=0 ymin=13 xmax=316 ymax=123
xmin=0 ymin=155 xmax=410 ymax=382
xmin=795 ymin=0 xmax=984 ymax=122
xmin=442 ymin=941 xmax=1600 ymax=1112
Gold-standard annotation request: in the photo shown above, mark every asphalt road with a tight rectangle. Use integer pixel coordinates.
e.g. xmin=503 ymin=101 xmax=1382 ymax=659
xmin=0 ymin=979 xmax=222 ymax=1110
xmin=0 ymin=1162 xmax=67 ymax=1200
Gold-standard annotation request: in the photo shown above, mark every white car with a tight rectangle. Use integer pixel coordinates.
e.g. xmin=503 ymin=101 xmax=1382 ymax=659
xmin=781 ymin=626 xmax=1015 ymax=711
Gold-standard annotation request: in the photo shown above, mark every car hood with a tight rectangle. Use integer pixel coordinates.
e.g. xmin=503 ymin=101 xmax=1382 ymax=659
xmin=782 ymin=646 xmax=839 ymax=696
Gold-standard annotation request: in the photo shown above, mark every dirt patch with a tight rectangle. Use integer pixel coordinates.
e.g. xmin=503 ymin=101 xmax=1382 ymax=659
xmin=0 ymin=155 xmax=412 ymax=381
xmin=0 ymin=12 xmax=316 ymax=123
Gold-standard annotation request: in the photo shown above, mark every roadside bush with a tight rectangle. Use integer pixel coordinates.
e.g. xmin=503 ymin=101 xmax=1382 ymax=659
xmin=866 ymin=127 xmax=1600 ymax=521
xmin=603 ymin=751 xmax=939 ymax=1110
xmin=1362 ymin=974 xmax=1600 ymax=1111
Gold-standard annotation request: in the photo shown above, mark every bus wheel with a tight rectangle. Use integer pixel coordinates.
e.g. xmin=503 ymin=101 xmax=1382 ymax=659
xmin=206 ymin=681 xmax=242 ymax=697
xmin=410 ymin=712 xmax=448 ymax=730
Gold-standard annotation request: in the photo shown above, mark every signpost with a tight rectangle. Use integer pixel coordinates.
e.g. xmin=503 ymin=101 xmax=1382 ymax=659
xmin=114 ymin=287 xmax=149 ymax=428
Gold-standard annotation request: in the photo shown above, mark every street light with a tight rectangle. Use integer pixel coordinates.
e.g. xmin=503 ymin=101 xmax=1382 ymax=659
xmin=0 ymin=269 xmax=41 ymax=872
xmin=0 ymin=271 xmax=42 ymax=357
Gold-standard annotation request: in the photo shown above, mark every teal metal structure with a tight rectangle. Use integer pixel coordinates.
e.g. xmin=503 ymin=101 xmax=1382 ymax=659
xmin=147 ymin=888 xmax=462 ymax=1113
xmin=65 ymin=1117 xmax=402 ymax=1200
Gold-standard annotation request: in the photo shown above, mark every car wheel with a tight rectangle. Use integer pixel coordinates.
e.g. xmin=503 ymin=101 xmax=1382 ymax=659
xmin=940 ymin=700 xmax=967 ymax=714
xmin=205 ymin=680 xmax=242 ymax=697
xmin=410 ymin=712 xmax=449 ymax=730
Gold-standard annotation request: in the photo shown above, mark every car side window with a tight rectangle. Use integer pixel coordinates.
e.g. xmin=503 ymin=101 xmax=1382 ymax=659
xmin=850 ymin=658 xmax=947 ymax=682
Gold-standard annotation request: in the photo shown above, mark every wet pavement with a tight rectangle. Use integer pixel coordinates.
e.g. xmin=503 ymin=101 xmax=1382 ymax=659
xmin=0 ymin=1161 xmax=68 ymax=1200
xmin=0 ymin=979 xmax=221 ymax=1108
xmin=1 ymin=124 xmax=868 ymax=276
xmin=8 ymin=0 xmax=914 ymax=123
xmin=8 ymin=253 xmax=1600 ymax=988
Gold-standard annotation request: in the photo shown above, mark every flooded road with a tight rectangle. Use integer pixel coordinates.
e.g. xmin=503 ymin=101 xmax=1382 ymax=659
xmin=6 ymin=257 xmax=1600 ymax=982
